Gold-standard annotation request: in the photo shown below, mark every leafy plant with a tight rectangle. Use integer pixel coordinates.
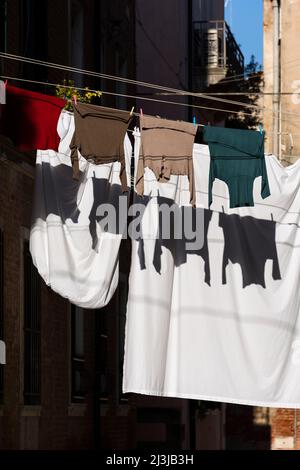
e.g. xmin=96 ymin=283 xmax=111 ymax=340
xmin=55 ymin=79 xmax=102 ymax=111
xmin=225 ymin=55 xmax=263 ymax=130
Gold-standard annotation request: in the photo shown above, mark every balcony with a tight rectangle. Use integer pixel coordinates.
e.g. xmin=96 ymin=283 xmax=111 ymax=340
xmin=192 ymin=20 xmax=245 ymax=90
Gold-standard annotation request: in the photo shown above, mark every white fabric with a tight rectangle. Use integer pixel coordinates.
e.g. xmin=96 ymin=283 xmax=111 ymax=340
xmin=0 ymin=80 xmax=6 ymax=105
xmin=123 ymin=134 xmax=300 ymax=408
xmin=30 ymin=110 xmax=132 ymax=309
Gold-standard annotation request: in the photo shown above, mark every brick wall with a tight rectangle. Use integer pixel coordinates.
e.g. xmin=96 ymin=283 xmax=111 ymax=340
xmin=0 ymin=140 xmax=96 ymax=449
xmin=270 ymin=408 xmax=300 ymax=450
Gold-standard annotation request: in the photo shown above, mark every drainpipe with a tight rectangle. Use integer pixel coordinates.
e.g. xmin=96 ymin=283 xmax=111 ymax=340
xmin=272 ymin=0 xmax=281 ymax=158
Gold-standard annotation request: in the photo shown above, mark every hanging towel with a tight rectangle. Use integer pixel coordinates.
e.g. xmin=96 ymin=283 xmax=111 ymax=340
xmin=123 ymin=138 xmax=300 ymax=409
xmin=135 ymin=115 xmax=197 ymax=206
xmin=70 ymin=102 xmax=132 ymax=193
xmin=30 ymin=110 xmax=132 ymax=309
xmin=204 ymin=126 xmax=270 ymax=208
xmin=0 ymin=84 xmax=65 ymax=152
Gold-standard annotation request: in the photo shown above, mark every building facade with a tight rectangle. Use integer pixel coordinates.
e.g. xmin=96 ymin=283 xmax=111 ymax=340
xmin=264 ymin=0 xmax=300 ymax=162
xmin=263 ymin=0 xmax=300 ymax=450
xmin=0 ymin=0 xmax=197 ymax=450
xmin=0 ymin=0 xmax=282 ymax=452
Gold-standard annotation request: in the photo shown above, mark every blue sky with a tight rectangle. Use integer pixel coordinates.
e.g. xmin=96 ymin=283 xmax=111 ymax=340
xmin=225 ymin=0 xmax=263 ymax=67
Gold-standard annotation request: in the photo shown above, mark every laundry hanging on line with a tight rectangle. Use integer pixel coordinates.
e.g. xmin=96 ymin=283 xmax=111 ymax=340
xmin=135 ymin=114 xmax=197 ymax=206
xmin=204 ymin=125 xmax=270 ymax=208
xmin=4 ymin=83 xmax=300 ymax=407
xmin=70 ymin=101 xmax=132 ymax=192
xmin=14 ymin=90 xmax=300 ymax=407
xmin=0 ymin=84 xmax=66 ymax=152
xmin=30 ymin=109 xmax=132 ymax=309
xmin=0 ymin=83 xmax=272 ymax=212
xmin=123 ymin=133 xmax=300 ymax=408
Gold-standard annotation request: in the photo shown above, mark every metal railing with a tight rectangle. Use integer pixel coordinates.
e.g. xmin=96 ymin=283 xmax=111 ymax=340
xmin=192 ymin=20 xmax=244 ymax=76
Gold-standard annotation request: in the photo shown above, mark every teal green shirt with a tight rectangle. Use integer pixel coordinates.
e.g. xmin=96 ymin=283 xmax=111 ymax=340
xmin=204 ymin=126 xmax=270 ymax=208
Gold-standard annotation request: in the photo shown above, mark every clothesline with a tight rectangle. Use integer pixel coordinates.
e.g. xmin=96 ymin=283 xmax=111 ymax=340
xmin=0 ymin=52 xmax=262 ymax=110
xmin=152 ymin=91 xmax=300 ymax=96
xmin=0 ymin=74 xmax=254 ymax=119
xmin=226 ymin=56 xmax=300 ymax=82
xmin=0 ymin=52 xmax=255 ymax=109
xmin=4 ymin=73 xmax=300 ymax=128
xmin=28 ymin=107 xmax=300 ymax=410
xmin=1 ymin=53 xmax=300 ymax=123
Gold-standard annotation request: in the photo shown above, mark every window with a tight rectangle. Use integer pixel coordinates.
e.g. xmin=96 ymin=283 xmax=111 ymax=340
xmin=70 ymin=0 xmax=84 ymax=86
xmin=0 ymin=229 xmax=4 ymax=404
xmin=0 ymin=0 xmax=7 ymax=55
xmin=117 ymin=273 xmax=128 ymax=402
xmin=94 ymin=271 xmax=129 ymax=403
xmin=71 ymin=305 xmax=86 ymax=402
xmin=23 ymin=240 xmax=41 ymax=406
xmin=22 ymin=0 xmax=48 ymax=80
xmin=95 ymin=306 xmax=109 ymax=400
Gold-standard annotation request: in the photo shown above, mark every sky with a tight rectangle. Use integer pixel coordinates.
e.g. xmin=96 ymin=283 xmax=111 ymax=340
xmin=225 ymin=0 xmax=263 ymax=68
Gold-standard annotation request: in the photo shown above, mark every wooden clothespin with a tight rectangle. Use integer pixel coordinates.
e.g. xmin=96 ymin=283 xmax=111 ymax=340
xmin=130 ymin=106 xmax=135 ymax=116
xmin=73 ymin=94 xmax=77 ymax=106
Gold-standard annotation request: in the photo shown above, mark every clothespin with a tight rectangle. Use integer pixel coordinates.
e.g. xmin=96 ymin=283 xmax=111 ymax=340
xmin=130 ymin=106 xmax=135 ymax=116
xmin=140 ymin=108 xmax=144 ymax=118
xmin=4 ymin=80 xmax=7 ymax=87
xmin=193 ymin=116 xmax=197 ymax=125
xmin=259 ymin=124 xmax=263 ymax=135
xmin=73 ymin=94 xmax=77 ymax=106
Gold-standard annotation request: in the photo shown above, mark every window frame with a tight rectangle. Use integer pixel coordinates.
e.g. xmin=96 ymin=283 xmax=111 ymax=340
xmin=70 ymin=304 xmax=86 ymax=403
xmin=23 ymin=238 xmax=41 ymax=406
xmin=0 ymin=0 xmax=7 ymax=55
xmin=0 ymin=226 xmax=4 ymax=404
xmin=95 ymin=304 xmax=109 ymax=402
xmin=117 ymin=271 xmax=129 ymax=403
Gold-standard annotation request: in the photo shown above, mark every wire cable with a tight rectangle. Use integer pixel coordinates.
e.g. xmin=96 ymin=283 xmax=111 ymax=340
xmin=0 ymin=74 xmax=255 ymax=118
xmin=2 ymin=55 xmax=300 ymax=120
xmin=5 ymin=73 xmax=300 ymax=122
xmin=0 ymin=52 xmax=264 ymax=110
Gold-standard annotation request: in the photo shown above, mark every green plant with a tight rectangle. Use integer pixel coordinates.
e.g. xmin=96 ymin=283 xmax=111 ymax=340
xmin=55 ymin=79 xmax=102 ymax=111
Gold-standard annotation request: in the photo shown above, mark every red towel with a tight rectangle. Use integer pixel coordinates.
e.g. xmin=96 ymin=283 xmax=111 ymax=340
xmin=0 ymin=84 xmax=66 ymax=152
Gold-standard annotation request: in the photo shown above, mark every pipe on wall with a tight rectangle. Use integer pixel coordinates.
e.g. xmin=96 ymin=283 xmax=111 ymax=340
xmin=272 ymin=0 xmax=281 ymax=158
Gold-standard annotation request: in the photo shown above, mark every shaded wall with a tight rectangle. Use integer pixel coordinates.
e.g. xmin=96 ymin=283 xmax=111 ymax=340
xmin=135 ymin=0 xmax=190 ymax=120
xmin=192 ymin=0 xmax=224 ymax=22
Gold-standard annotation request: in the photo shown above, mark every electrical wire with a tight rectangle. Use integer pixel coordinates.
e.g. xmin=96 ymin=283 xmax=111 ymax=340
xmin=150 ymin=91 xmax=296 ymax=96
xmin=2 ymin=53 xmax=300 ymax=120
xmin=4 ymin=72 xmax=300 ymax=123
xmin=0 ymin=52 xmax=265 ymax=110
xmin=0 ymin=51 xmax=285 ymax=116
xmin=0 ymin=74 xmax=254 ymax=118
xmin=219 ymin=56 xmax=300 ymax=84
